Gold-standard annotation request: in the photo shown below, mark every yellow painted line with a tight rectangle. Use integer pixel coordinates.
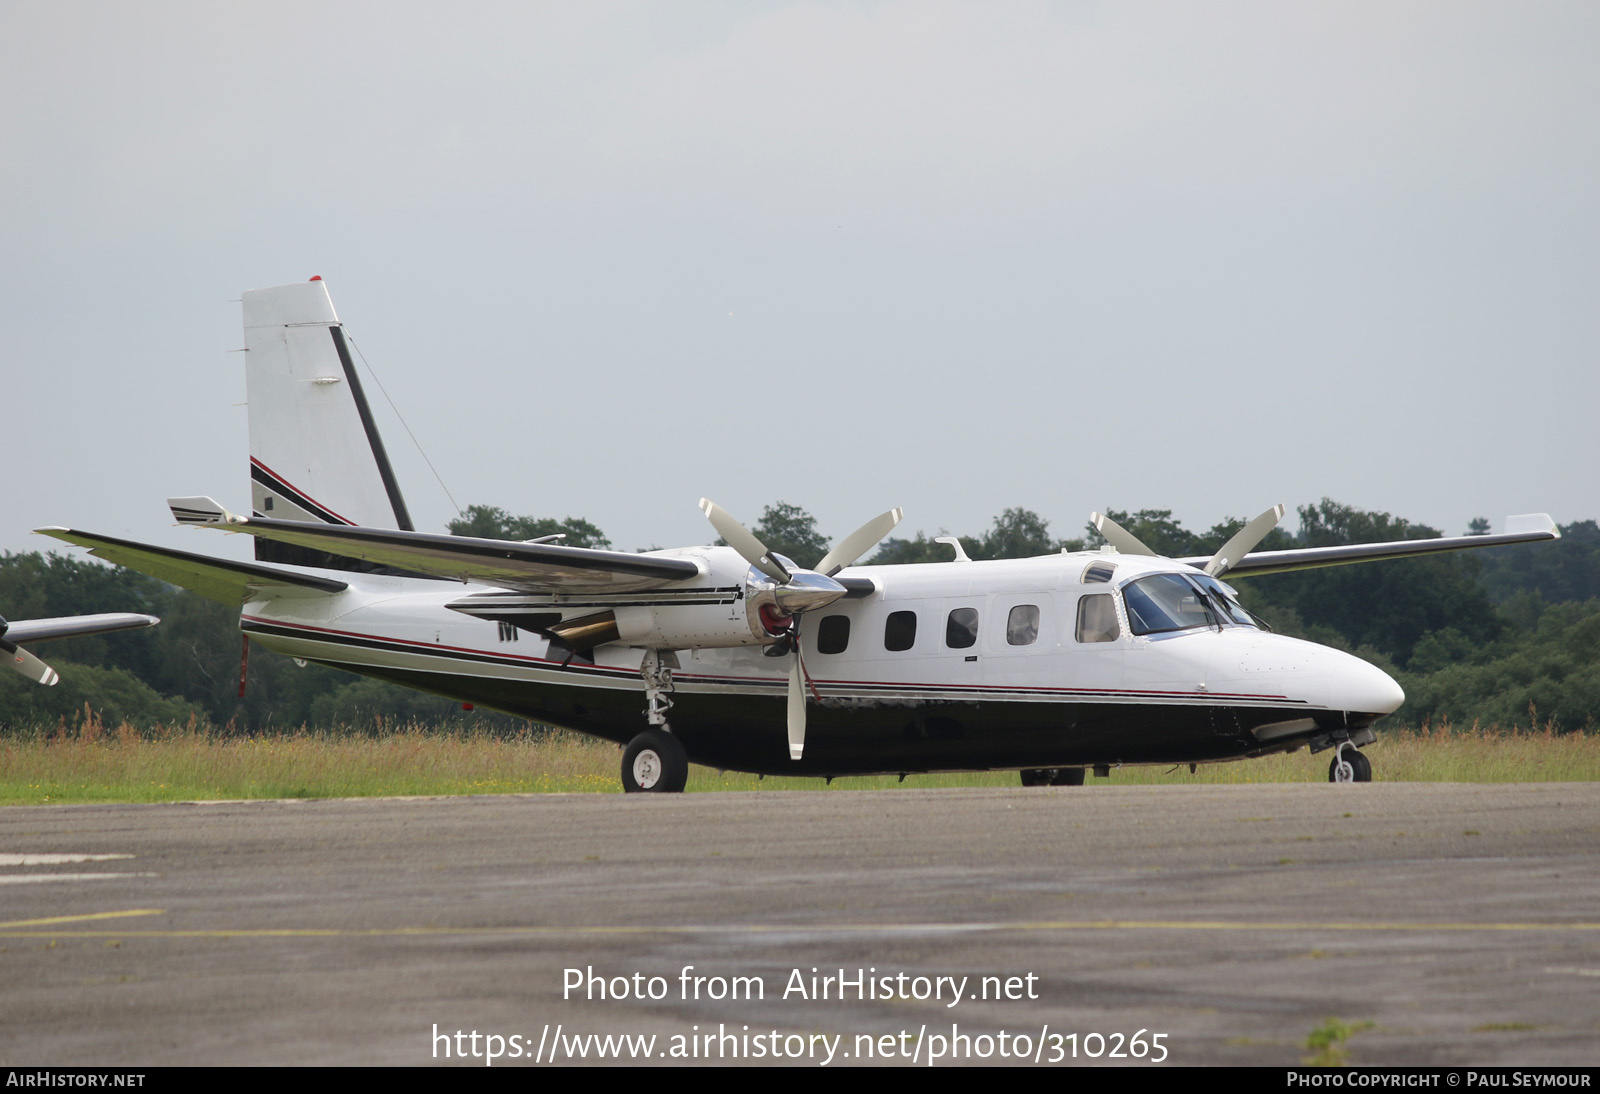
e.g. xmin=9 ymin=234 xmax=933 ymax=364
xmin=0 ymin=908 xmax=165 ymax=929
xmin=2 ymin=918 xmax=1599 ymax=939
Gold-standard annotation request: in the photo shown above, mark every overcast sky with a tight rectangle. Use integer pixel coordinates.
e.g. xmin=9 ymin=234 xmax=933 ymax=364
xmin=4 ymin=1 xmax=1596 ymax=567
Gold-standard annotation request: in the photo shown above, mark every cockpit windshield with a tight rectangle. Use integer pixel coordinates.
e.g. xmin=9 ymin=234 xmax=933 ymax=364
xmin=1121 ymin=573 xmax=1260 ymax=636
xmin=1191 ymin=573 xmax=1257 ymax=627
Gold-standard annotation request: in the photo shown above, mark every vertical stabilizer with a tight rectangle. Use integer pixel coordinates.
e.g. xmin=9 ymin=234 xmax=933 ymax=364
xmin=242 ymin=279 xmax=413 ymax=566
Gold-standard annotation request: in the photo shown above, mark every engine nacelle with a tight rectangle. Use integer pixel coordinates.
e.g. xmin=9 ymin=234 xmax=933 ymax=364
xmin=447 ymin=547 xmax=800 ymax=652
xmin=613 ymin=557 xmax=804 ymax=648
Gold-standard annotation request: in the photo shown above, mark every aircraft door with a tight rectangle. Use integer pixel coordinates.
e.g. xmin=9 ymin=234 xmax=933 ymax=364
xmin=1061 ymin=590 xmax=1125 ymax=692
xmin=981 ymin=594 xmax=1058 ymax=691
xmin=937 ymin=600 xmax=985 ymax=689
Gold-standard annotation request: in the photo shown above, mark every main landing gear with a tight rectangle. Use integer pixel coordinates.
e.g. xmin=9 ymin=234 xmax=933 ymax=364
xmin=624 ymin=650 xmax=689 ymax=793
xmin=1327 ymin=742 xmax=1373 ymax=783
xmin=1019 ymin=767 xmax=1087 ymax=787
xmin=622 ymin=729 xmax=688 ymax=793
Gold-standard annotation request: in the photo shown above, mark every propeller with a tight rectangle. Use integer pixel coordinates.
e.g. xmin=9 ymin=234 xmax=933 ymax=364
xmin=1205 ymin=504 xmax=1285 ymax=577
xmin=0 ymin=617 xmax=60 ymax=686
xmin=1091 ymin=505 xmax=1286 ymax=579
xmin=699 ymin=500 xmax=903 ymax=760
xmin=1089 ymin=512 xmax=1158 ymax=556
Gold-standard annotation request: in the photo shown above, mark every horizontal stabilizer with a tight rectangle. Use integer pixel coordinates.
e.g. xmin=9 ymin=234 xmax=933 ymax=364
xmin=175 ymin=513 xmax=705 ymax=593
xmin=1182 ymin=515 xmax=1561 ymax=578
xmin=35 ymin=528 xmax=348 ymax=605
xmin=169 ymin=496 xmax=236 ymax=526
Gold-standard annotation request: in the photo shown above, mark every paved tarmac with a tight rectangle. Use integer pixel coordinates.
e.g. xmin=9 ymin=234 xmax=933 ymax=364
xmin=0 ymin=783 xmax=1597 ymax=1067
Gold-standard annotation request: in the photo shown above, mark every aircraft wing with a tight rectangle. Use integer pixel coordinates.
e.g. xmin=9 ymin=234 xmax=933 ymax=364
xmin=166 ymin=498 xmax=704 ymax=593
xmin=0 ymin=610 xmax=160 ymax=686
xmin=1177 ymin=514 xmax=1562 ymax=578
xmin=3 ymin=613 xmax=160 ymax=644
xmin=35 ymin=528 xmax=350 ymax=605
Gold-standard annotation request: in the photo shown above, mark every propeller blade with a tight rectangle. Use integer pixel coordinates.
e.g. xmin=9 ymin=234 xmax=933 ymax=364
xmin=0 ymin=641 xmax=60 ymax=686
xmin=699 ymin=498 xmax=790 ymax=583
xmin=815 ymin=508 xmax=904 ymax=577
xmin=787 ymin=651 xmax=806 ymax=760
xmin=1090 ymin=512 xmax=1158 ymax=556
xmin=1205 ymin=504 xmax=1286 ymax=577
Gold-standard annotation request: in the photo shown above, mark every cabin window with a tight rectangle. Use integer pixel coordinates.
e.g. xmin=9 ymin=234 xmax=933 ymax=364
xmin=1006 ymin=604 xmax=1040 ymax=646
xmin=884 ymin=610 xmax=918 ymax=651
xmin=945 ymin=607 xmax=979 ymax=649
xmin=1075 ymin=594 xmax=1119 ymax=643
xmin=816 ymin=614 xmax=851 ymax=654
xmin=1082 ymin=561 xmax=1116 ymax=584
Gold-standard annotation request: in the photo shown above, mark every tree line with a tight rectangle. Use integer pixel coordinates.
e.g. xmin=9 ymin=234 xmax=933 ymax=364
xmin=3 ymin=501 xmax=1596 ymax=733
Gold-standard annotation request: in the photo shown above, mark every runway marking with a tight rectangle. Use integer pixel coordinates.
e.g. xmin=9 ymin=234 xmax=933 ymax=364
xmin=0 ymin=854 xmax=135 ymax=866
xmin=2 ymin=918 xmax=1599 ymax=939
xmin=0 ymin=909 xmax=165 ymax=929
xmin=0 ymin=873 xmax=158 ymax=885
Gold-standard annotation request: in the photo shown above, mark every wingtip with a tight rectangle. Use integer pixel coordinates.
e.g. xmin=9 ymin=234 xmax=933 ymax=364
xmin=1505 ymin=513 xmax=1560 ymax=538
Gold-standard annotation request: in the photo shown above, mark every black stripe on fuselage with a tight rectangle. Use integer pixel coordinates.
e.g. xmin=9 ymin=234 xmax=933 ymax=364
xmin=242 ymin=616 xmax=1345 ymax=776
xmin=447 ymin=587 xmax=743 ymax=611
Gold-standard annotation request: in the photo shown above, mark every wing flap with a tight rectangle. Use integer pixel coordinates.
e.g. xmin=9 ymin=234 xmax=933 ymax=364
xmin=35 ymin=528 xmax=349 ymax=605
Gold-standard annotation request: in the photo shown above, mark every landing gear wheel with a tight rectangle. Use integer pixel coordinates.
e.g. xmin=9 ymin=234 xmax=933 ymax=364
xmin=1021 ymin=767 xmax=1086 ymax=787
xmin=1327 ymin=746 xmax=1372 ymax=783
xmin=622 ymin=730 xmax=689 ymax=793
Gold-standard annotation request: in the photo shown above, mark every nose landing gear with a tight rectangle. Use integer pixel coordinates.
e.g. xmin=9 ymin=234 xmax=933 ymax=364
xmin=1019 ymin=767 xmax=1087 ymax=787
xmin=1327 ymin=742 xmax=1372 ymax=783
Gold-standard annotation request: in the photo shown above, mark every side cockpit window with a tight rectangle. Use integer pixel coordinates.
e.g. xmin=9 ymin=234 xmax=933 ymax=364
xmin=1082 ymin=561 xmax=1117 ymax=584
xmin=1075 ymin=594 xmax=1119 ymax=643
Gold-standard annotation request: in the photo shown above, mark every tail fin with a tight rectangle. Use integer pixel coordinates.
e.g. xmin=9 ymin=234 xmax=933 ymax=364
xmin=241 ymin=278 xmax=413 ymax=567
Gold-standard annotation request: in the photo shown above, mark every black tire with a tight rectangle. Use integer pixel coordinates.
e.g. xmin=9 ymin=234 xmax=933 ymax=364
xmin=1327 ymin=748 xmax=1372 ymax=784
xmin=622 ymin=730 xmax=689 ymax=793
xmin=1050 ymin=767 xmax=1087 ymax=786
xmin=1020 ymin=768 xmax=1049 ymax=787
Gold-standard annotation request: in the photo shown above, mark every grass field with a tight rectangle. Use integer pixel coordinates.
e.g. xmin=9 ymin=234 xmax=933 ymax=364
xmin=0 ymin=716 xmax=1595 ymax=805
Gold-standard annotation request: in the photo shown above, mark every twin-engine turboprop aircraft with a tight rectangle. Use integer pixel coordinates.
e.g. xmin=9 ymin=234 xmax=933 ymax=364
xmin=39 ymin=279 xmax=1561 ymax=791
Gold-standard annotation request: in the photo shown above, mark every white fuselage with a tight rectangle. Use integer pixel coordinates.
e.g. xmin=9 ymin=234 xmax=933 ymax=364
xmin=239 ymin=548 xmax=1404 ymax=776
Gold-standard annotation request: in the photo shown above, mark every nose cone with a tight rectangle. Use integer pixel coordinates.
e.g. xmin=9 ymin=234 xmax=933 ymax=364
xmin=772 ymin=570 xmax=848 ymax=614
xmin=1334 ymin=655 xmax=1405 ymax=717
